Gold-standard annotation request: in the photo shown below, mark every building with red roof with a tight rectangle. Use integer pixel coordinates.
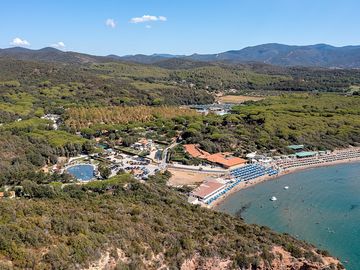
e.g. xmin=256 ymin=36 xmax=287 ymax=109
xmin=183 ymin=144 xmax=247 ymax=169
xmin=191 ymin=179 xmax=226 ymax=202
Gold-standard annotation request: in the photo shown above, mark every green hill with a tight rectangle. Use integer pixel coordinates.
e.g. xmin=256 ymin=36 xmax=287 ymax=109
xmin=1 ymin=56 xmax=360 ymax=125
xmin=0 ymin=174 xmax=342 ymax=269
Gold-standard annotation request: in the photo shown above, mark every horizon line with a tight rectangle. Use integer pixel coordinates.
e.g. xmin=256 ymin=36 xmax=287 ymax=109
xmin=1 ymin=42 xmax=360 ymax=57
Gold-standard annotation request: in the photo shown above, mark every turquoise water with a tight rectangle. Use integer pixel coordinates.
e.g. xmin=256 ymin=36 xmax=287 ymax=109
xmin=217 ymin=163 xmax=360 ymax=269
xmin=66 ymin=164 xmax=95 ymax=181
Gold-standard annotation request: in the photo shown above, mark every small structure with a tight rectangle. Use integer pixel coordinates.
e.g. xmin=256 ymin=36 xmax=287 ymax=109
xmin=41 ymin=114 xmax=61 ymax=130
xmin=258 ymin=157 xmax=273 ymax=164
xmin=287 ymin=145 xmax=304 ymax=151
xmin=191 ymin=179 xmax=226 ymax=203
xmin=188 ymin=104 xmax=232 ymax=116
xmin=296 ymin=151 xmax=318 ymax=158
xmin=209 ymin=107 xmax=226 ymax=116
xmin=246 ymin=152 xmax=257 ymax=159
xmin=132 ymin=138 xmax=153 ymax=151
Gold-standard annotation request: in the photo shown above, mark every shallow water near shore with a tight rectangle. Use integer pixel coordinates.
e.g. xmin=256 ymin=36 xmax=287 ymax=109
xmin=216 ymin=162 xmax=360 ymax=269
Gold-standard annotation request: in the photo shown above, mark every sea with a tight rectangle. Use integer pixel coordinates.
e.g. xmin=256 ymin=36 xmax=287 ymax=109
xmin=216 ymin=162 xmax=360 ymax=270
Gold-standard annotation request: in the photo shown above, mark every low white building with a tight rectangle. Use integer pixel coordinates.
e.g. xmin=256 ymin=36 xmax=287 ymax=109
xmin=191 ymin=178 xmax=227 ymax=203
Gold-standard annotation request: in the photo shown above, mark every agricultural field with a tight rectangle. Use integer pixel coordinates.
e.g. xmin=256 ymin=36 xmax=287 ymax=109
xmin=217 ymin=95 xmax=265 ymax=104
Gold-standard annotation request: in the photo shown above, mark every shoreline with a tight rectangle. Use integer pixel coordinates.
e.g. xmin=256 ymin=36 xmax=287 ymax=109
xmin=209 ymin=156 xmax=360 ymax=209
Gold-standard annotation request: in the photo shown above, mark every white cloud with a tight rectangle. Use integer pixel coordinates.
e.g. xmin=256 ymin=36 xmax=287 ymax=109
xmin=10 ymin=37 xmax=30 ymax=46
xmin=51 ymin=41 xmax=66 ymax=49
xmin=106 ymin=18 xmax=116 ymax=28
xmin=130 ymin=15 xmax=167 ymax=23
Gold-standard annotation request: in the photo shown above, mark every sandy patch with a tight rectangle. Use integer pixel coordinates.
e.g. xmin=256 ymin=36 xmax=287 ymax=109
xmin=217 ymin=95 xmax=264 ymax=104
xmin=168 ymin=168 xmax=220 ymax=186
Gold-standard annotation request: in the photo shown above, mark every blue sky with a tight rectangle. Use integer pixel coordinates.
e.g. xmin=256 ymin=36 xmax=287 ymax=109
xmin=1 ymin=0 xmax=359 ymax=55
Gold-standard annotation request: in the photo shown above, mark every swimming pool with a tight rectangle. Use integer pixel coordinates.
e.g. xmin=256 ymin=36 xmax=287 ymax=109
xmin=66 ymin=164 xmax=95 ymax=181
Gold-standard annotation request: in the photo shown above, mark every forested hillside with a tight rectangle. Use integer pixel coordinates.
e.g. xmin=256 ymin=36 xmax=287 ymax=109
xmin=1 ymin=53 xmax=360 ymax=124
xmin=7 ymin=44 xmax=360 ymax=68
xmin=0 ymin=58 xmax=214 ymax=124
xmin=0 ymin=174 xmax=342 ymax=269
xmin=181 ymin=94 xmax=360 ymax=155
xmin=122 ymin=43 xmax=360 ymax=68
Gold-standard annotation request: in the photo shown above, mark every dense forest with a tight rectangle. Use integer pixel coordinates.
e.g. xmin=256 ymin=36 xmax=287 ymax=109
xmin=60 ymin=94 xmax=360 ymax=164
xmin=1 ymin=57 xmax=360 ymax=124
xmin=180 ymin=94 xmax=360 ymax=154
xmin=169 ymin=94 xmax=360 ymax=163
xmin=0 ymin=116 xmax=93 ymax=185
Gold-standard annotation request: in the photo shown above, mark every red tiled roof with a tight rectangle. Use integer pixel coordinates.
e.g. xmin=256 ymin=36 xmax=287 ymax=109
xmin=184 ymin=144 xmax=210 ymax=158
xmin=184 ymin=144 xmax=247 ymax=168
xmin=192 ymin=180 xmax=225 ymax=199
xmin=205 ymin=153 xmax=247 ymax=168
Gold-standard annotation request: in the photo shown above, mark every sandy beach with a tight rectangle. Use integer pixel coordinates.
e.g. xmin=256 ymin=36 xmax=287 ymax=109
xmin=209 ymin=156 xmax=360 ymax=209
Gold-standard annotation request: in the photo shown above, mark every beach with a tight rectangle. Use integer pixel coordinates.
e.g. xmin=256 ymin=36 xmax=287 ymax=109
xmin=209 ymin=155 xmax=360 ymax=209
xmin=216 ymin=162 xmax=360 ymax=269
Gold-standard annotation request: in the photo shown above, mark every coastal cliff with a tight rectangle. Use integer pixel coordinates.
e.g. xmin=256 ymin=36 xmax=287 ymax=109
xmin=181 ymin=247 xmax=341 ymax=270
xmin=86 ymin=246 xmax=341 ymax=270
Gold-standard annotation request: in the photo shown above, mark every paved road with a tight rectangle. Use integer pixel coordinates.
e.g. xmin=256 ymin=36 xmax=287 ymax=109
xmin=160 ymin=141 xmax=178 ymax=169
xmin=167 ymin=163 xmax=227 ymax=173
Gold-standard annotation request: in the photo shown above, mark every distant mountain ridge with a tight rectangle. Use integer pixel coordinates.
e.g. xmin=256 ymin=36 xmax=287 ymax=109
xmin=1 ymin=43 xmax=360 ymax=68
xmin=0 ymin=46 xmax=111 ymax=64
xmin=109 ymin=53 xmax=186 ymax=64
xmin=123 ymin=43 xmax=360 ymax=68
xmin=193 ymin=43 xmax=360 ymax=68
